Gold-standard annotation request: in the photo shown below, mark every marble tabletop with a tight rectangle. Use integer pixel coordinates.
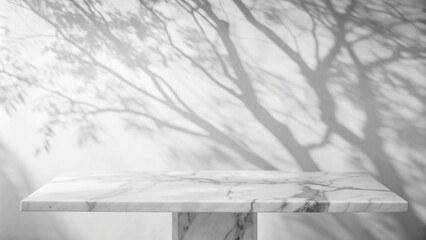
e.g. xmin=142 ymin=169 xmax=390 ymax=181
xmin=21 ymin=171 xmax=407 ymax=213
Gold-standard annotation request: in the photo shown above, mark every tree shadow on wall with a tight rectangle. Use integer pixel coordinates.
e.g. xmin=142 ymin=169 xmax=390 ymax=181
xmin=1 ymin=0 xmax=425 ymax=239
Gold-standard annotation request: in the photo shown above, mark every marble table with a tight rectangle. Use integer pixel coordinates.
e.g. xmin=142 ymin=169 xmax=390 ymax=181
xmin=21 ymin=171 xmax=407 ymax=240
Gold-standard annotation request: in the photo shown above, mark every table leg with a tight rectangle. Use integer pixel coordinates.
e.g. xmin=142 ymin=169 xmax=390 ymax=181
xmin=172 ymin=212 xmax=257 ymax=240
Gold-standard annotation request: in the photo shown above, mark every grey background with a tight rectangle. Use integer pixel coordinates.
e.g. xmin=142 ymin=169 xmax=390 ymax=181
xmin=0 ymin=0 xmax=425 ymax=239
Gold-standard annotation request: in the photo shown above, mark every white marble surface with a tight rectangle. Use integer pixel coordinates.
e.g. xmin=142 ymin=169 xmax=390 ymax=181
xmin=21 ymin=171 xmax=407 ymax=212
xmin=173 ymin=213 xmax=256 ymax=240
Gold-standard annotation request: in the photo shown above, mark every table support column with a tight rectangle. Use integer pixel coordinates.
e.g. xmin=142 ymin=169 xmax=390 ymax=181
xmin=172 ymin=212 xmax=257 ymax=240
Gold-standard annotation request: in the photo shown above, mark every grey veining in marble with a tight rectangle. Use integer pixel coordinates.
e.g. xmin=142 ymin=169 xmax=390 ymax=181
xmin=21 ymin=171 xmax=407 ymax=213
xmin=173 ymin=213 xmax=256 ymax=240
